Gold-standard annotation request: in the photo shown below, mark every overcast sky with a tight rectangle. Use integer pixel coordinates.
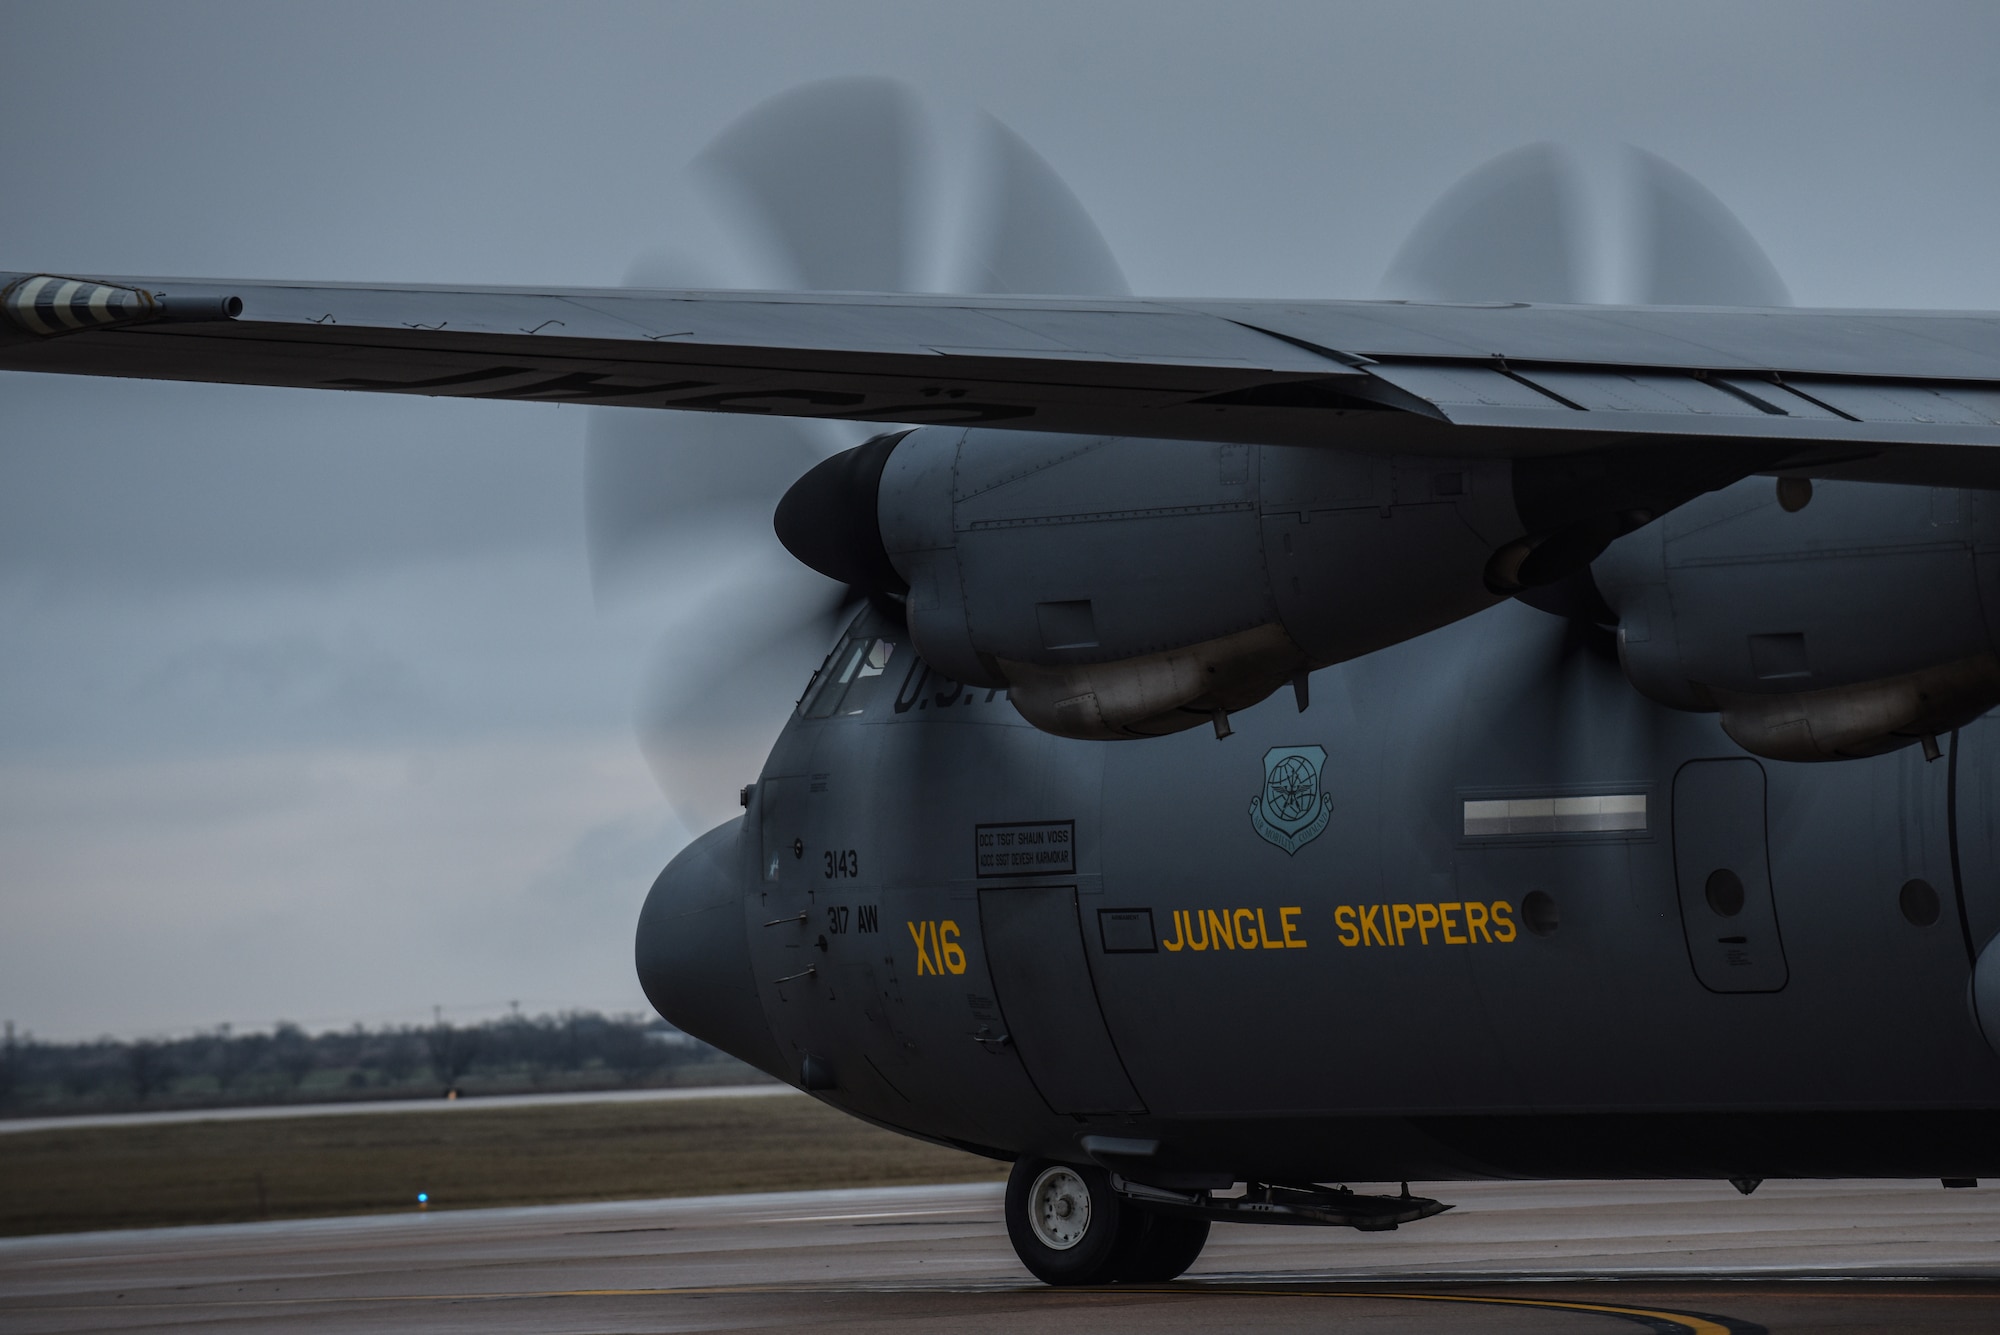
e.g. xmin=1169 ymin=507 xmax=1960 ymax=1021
xmin=4 ymin=0 xmax=1999 ymax=1040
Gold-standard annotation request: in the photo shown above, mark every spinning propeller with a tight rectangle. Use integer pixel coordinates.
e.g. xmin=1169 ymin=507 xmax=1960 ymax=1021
xmin=584 ymin=78 xmax=1128 ymax=834
xmin=1382 ymin=144 xmax=1791 ymax=627
xmin=593 ymin=88 xmax=1790 ymax=837
xmin=1383 ymin=142 xmax=1789 ymax=307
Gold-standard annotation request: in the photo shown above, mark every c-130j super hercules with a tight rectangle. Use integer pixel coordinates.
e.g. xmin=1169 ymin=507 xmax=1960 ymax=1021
xmin=13 ymin=79 xmax=2000 ymax=1285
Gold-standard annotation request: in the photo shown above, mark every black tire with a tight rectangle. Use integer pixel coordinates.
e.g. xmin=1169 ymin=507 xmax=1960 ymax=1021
xmin=1111 ymin=1210 xmax=1210 ymax=1283
xmin=1004 ymin=1158 xmax=1127 ymax=1285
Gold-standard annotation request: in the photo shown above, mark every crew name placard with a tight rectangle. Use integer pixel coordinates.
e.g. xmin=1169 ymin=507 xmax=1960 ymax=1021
xmin=975 ymin=820 xmax=1075 ymax=879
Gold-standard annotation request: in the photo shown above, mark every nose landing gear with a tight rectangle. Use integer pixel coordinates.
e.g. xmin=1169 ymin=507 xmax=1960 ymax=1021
xmin=1003 ymin=1158 xmax=1210 ymax=1286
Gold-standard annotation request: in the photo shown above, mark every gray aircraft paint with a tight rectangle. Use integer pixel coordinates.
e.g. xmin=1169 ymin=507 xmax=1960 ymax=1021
xmin=681 ymin=590 xmax=1995 ymax=1181
xmin=15 ymin=277 xmax=2000 ymax=473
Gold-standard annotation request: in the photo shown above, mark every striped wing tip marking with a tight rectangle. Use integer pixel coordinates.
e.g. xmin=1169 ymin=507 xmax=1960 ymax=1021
xmin=2 ymin=274 xmax=155 ymax=336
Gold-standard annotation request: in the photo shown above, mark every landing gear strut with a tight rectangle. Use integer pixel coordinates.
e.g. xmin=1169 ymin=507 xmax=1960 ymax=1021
xmin=1003 ymin=1158 xmax=1210 ymax=1286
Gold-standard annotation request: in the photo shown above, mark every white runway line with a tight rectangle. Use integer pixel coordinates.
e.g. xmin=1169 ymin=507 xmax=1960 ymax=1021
xmin=0 ymin=1081 xmax=800 ymax=1135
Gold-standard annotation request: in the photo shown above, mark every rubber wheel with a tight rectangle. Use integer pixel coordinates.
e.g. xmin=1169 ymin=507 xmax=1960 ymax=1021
xmin=1111 ymin=1210 xmax=1210 ymax=1283
xmin=1004 ymin=1158 xmax=1127 ymax=1285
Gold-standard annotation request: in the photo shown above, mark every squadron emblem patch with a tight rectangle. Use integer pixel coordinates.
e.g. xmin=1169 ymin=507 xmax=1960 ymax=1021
xmin=1249 ymin=745 xmax=1332 ymax=855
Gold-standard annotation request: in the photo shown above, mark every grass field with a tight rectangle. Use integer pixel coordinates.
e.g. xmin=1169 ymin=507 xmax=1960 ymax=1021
xmin=0 ymin=1094 xmax=1008 ymax=1236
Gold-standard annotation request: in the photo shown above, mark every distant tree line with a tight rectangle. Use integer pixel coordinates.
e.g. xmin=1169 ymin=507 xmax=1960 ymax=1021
xmin=0 ymin=1012 xmax=764 ymax=1116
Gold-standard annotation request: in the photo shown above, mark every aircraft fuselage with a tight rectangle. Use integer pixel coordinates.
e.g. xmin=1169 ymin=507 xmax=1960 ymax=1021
xmin=639 ymin=597 xmax=2000 ymax=1184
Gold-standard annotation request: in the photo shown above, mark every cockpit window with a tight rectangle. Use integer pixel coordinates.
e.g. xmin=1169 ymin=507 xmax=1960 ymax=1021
xmin=802 ymin=632 xmax=896 ymax=719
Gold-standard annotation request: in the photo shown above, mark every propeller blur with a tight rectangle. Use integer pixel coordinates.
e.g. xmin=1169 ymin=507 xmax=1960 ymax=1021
xmin=584 ymin=79 xmax=1129 ymax=834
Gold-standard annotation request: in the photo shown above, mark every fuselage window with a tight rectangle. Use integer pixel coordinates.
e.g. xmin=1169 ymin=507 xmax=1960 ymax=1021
xmin=803 ymin=635 xmax=896 ymax=719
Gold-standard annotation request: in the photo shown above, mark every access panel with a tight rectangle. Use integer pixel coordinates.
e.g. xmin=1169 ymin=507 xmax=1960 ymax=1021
xmin=1672 ymin=758 xmax=1789 ymax=992
xmin=978 ymin=885 xmax=1145 ymax=1115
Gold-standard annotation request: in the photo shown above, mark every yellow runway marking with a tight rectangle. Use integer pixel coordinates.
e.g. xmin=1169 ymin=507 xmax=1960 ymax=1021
xmin=1150 ymin=1286 xmax=1746 ymax=1334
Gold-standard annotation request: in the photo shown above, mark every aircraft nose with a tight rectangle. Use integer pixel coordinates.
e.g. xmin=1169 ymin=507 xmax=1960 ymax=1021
xmin=635 ymin=818 xmax=786 ymax=1079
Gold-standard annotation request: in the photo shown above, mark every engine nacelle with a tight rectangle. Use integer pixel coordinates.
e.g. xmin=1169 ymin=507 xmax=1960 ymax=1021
xmin=1593 ymin=478 xmax=2000 ymax=761
xmin=868 ymin=427 xmax=1519 ymax=738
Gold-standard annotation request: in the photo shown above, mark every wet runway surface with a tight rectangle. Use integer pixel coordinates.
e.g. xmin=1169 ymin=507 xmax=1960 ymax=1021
xmin=3 ymin=1179 xmax=1998 ymax=1332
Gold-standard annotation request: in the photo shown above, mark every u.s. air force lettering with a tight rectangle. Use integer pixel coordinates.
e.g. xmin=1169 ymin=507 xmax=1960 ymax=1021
xmin=1249 ymin=745 xmax=1332 ymax=854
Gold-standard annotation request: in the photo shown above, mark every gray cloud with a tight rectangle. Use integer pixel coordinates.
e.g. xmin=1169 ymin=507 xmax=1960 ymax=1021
xmin=0 ymin=376 xmax=581 ymax=586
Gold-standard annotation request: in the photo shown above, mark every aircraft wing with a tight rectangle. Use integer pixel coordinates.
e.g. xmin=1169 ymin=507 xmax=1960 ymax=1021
xmin=9 ymin=270 xmax=2000 ymax=482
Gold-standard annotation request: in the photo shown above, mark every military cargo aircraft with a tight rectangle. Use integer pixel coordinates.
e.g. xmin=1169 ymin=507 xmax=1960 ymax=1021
xmin=9 ymin=79 xmax=2000 ymax=1285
